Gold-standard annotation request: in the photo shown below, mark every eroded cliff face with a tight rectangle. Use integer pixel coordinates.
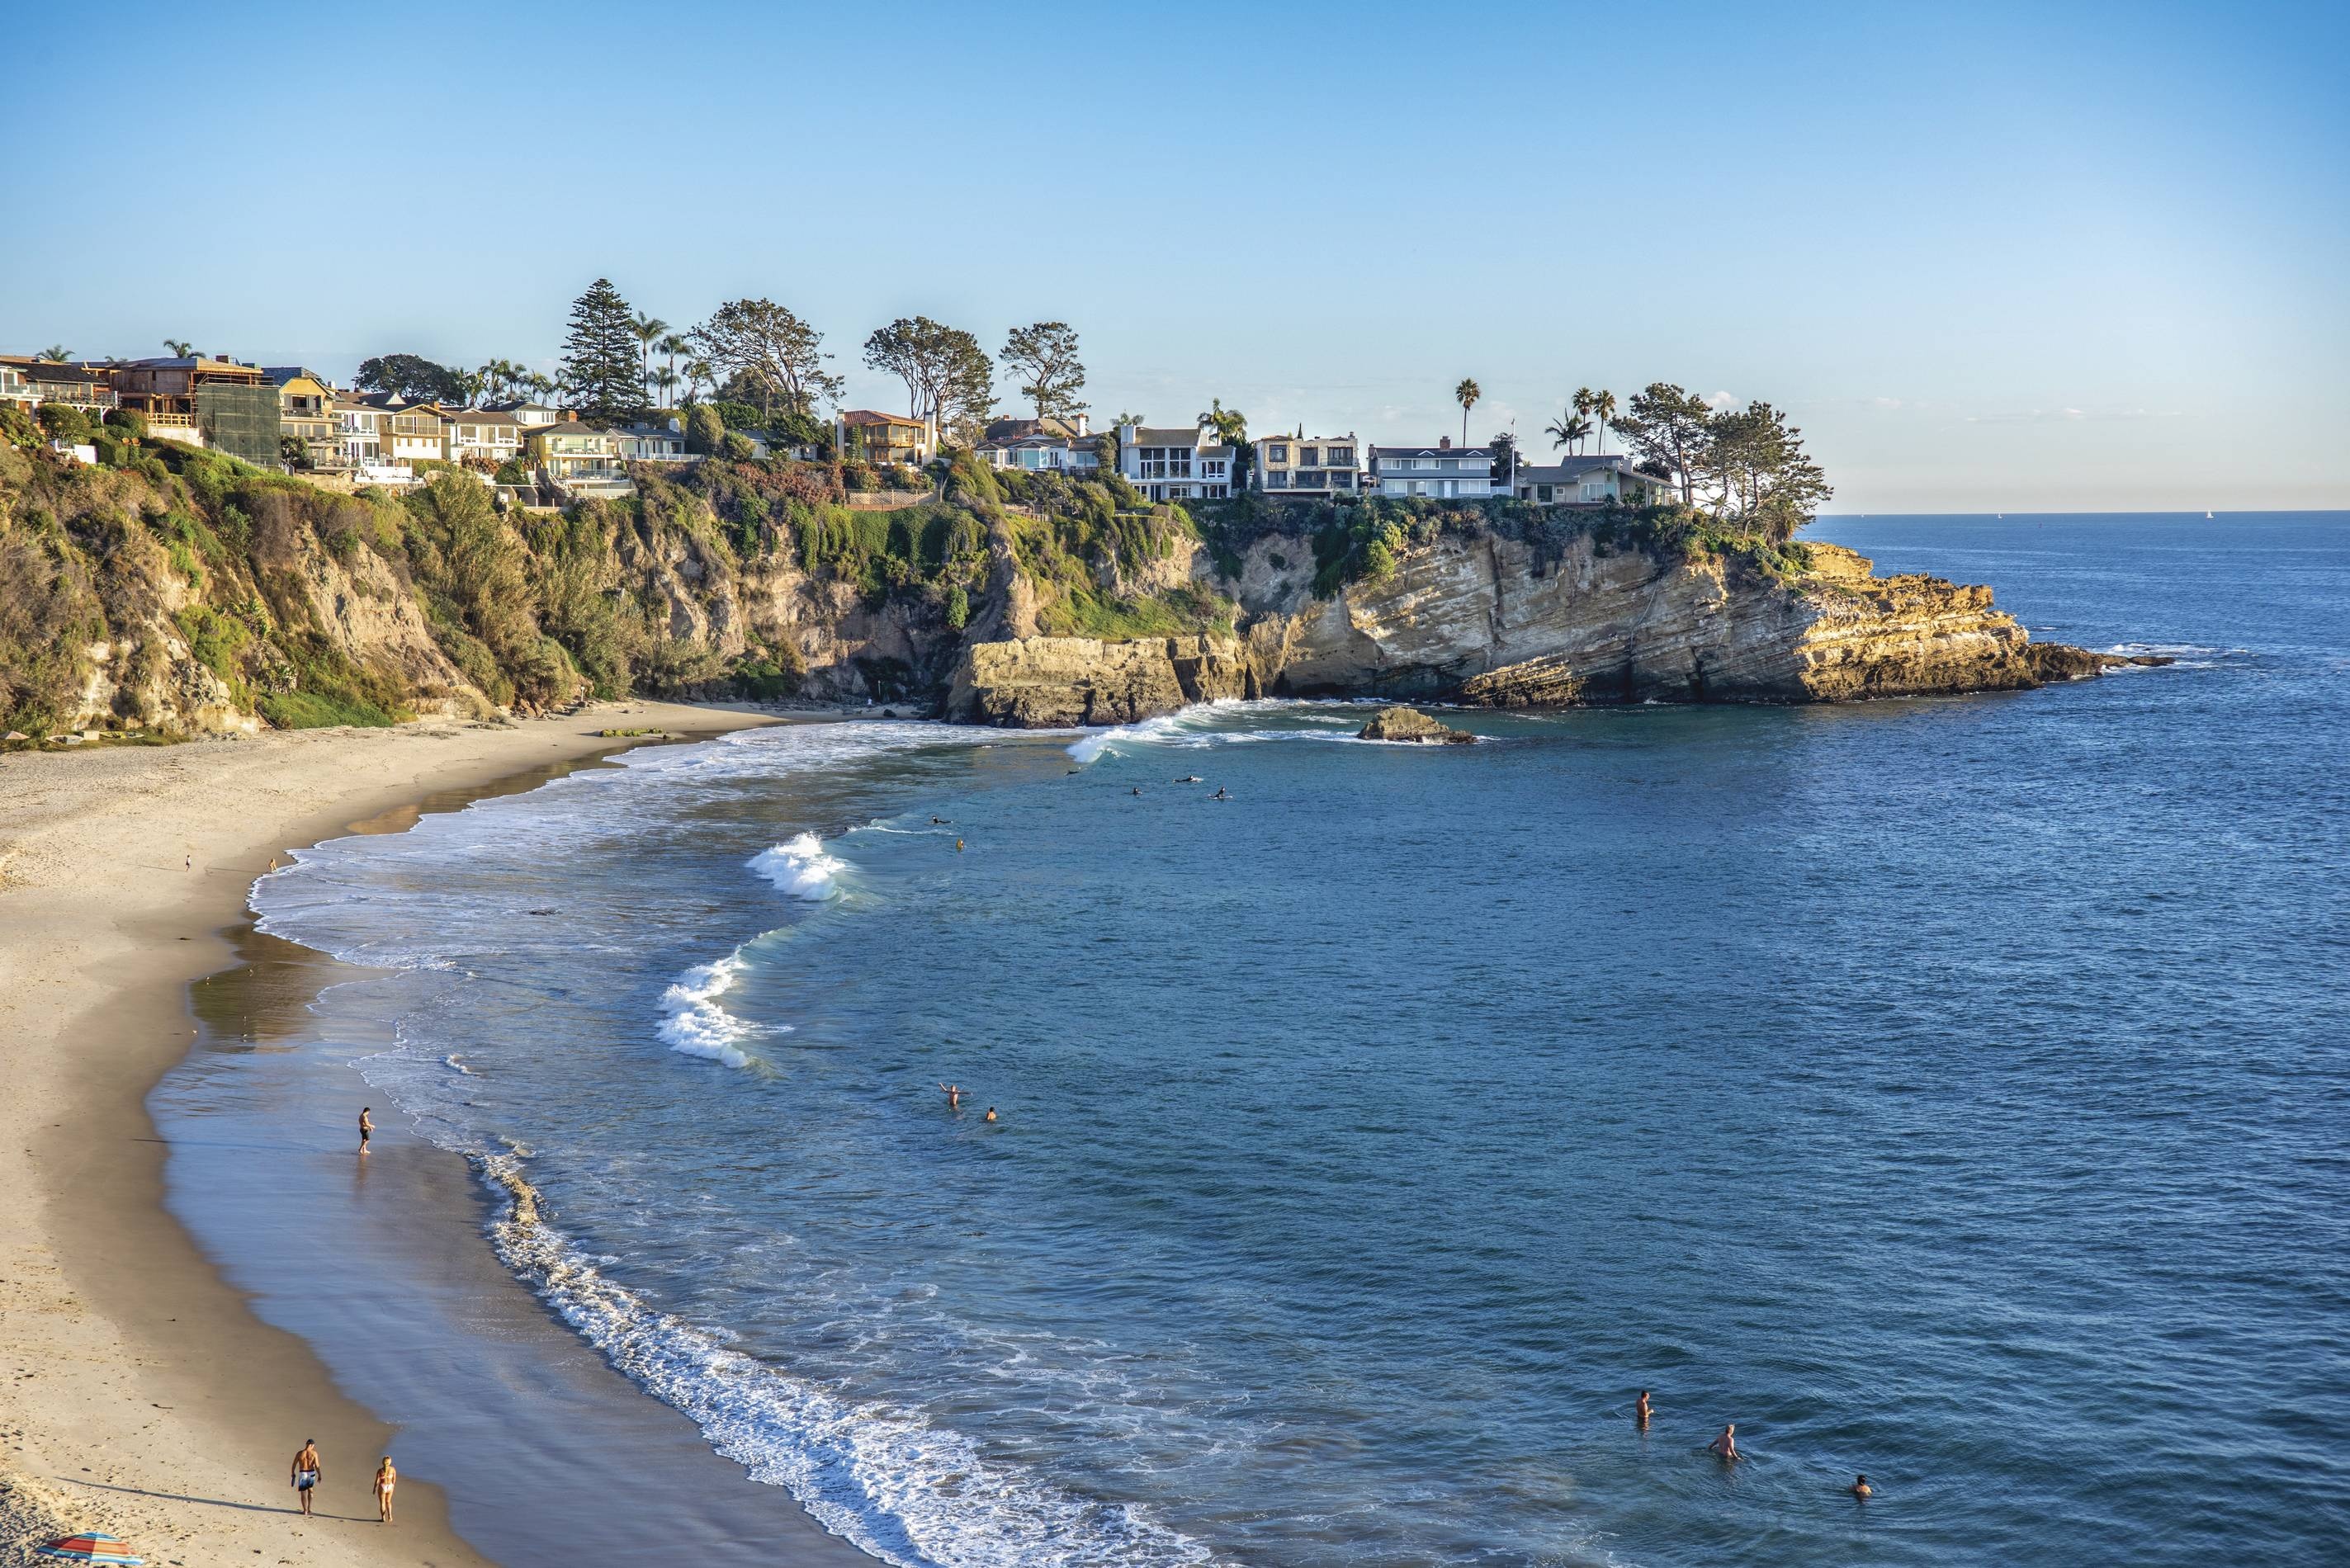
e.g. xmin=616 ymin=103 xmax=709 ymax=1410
xmin=948 ymin=531 xmax=2098 ymax=726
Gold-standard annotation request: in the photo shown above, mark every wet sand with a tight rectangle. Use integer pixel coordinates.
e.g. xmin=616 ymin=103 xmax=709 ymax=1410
xmin=0 ymin=703 xmax=873 ymax=1567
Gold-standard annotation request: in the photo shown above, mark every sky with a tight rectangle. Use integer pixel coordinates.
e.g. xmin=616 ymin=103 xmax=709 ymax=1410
xmin=6 ymin=0 xmax=2345 ymax=512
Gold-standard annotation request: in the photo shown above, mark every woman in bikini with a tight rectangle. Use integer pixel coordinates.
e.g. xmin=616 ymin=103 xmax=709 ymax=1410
xmin=375 ymin=1457 xmax=397 ymax=1523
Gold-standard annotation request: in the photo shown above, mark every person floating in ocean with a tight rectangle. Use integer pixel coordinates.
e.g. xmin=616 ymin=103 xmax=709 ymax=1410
xmin=1131 ymin=786 xmax=1142 ymax=796
xmin=930 ymin=815 xmax=952 ymax=824
xmin=375 ymin=1457 xmax=397 ymax=1523
xmin=984 ymin=1107 xmax=998 ymax=1123
xmin=291 ymin=1438 xmax=322 ymax=1516
xmin=1708 ymin=1424 xmax=1739 ymax=1461
xmin=1174 ymin=775 xmax=1202 ymax=783
xmin=358 ymin=1106 xmax=374 ymax=1154
xmin=1212 ymin=787 xmax=1229 ymax=801
xmin=939 ymin=1082 xmax=962 ymax=1110
xmin=1635 ymin=1390 xmax=1652 ymax=1428
xmin=956 ymin=838 xmax=965 ymax=852
xmin=1850 ymin=1474 xmax=1871 ymax=1500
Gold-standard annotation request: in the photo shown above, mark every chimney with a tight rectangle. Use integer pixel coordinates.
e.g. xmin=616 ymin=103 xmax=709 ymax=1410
xmin=1074 ymin=413 xmax=1089 ymax=437
xmin=1439 ymin=436 xmax=1452 ymax=449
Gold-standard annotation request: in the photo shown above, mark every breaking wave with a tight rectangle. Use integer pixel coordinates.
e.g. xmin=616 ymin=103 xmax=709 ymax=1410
xmin=749 ymin=832 xmax=849 ymax=900
xmin=477 ymin=1152 xmax=1217 ymax=1568
xmin=656 ymin=953 xmax=765 ymax=1070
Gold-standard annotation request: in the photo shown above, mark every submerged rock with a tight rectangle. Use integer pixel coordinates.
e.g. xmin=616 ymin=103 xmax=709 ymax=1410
xmin=1356 ymin=706 xmax=1477 ymax=744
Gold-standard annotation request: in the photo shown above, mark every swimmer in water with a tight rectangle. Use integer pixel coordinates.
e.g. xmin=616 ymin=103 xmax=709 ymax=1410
xmin=931 ymin=815 xmax=952 ymax=824
xmin=984 ymin=1107 xmax=998 ymax=1123
xmin=1635 ymin=1390 xmax=1652 ymax=1427
xmin=956 ymin=838 xmax=965 ymax=852
xmin=1850 ymin=1475 xmax=1871 ymax=1500
xmin=1213 ymin=786 xmax=1229 ymax=801
xmin=939 ymin=1082 xmax=962 ymax=1109
xmin=1132 ymin=786 xmax=1142 ymax=796
xmin=1708 ymin=1424 xmax=1739 ymax=1461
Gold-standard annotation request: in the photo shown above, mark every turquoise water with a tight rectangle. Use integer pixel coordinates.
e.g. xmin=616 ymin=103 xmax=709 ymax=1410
xmin=244 ymin=514 xmax=2349 ymax=1566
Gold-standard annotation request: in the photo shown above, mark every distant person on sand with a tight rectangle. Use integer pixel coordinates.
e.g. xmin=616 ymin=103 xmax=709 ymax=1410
xmin=1708 ymin=1424 xmax=1739 ymax=1461
xmin=358 ymin=1106 xmax=374 ymax=1153
xmin=1850 ymin=1474 xmax=1871 ymax=1500
xmin=1635 ymin=1390 xmax=1652 ymax=1428
xmin=291 ymin=1439 xmax=322 ymax=1515
xmin=984 ymin=1107 xmax=998 ymax=1123
xmin=940 ymin=1083 xmax=962 ymax=1109
xmin=375 ymin=1457 xmax=397 ymax=1523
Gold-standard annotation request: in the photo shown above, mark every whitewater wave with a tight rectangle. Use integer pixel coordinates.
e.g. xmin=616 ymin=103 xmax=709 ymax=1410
xmin=1067 ymin=701 xmax=1408 ymax=763
xmin=749 ymin=832 xmax=848 ymax=900
xmin=478 ymin=1151 xmax=1216 ymax=1568
xmin=657 ymin=954 xmax=760 ymax=1069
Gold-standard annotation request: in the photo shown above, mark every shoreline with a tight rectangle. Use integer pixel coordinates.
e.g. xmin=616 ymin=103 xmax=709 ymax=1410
xmin=0 ymin=702 xmax=780 ymax=1567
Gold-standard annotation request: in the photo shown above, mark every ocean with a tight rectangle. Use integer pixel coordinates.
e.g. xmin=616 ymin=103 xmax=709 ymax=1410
xmin=159 ymin=512 xmax=2350 ymax=1566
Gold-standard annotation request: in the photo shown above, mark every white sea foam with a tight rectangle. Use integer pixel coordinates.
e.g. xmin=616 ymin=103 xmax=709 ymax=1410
xmin=747 ymin=832 xmax=848 ymax=900
xmin=657 ymin=954 xmax=758 ymax=1069
xmin=442 ymin=1054 xmax=477 ymax=1075
xmin=480 ymin=1152 xmax=1218 ymax=1568
xmin=1066 ymin=700 xmax=1432 ymax=762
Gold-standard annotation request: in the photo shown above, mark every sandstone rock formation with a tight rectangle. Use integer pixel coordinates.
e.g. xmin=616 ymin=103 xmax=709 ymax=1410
xmin=1356 ymin=706 xmax=1476 ymax=744
xmin=949 ymin=532 xmax=2118 ymax=726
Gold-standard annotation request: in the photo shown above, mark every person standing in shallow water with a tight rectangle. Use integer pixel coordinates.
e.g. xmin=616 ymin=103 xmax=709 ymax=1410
xmin=358 ymin=1106 xmax=373 ymax=1153
xmin=984 ymin=1107 xmax=998 ymax=1123
xmin=1708 ymin=1423 xmax=1738 ymax=1460
xmin=1850 ymin=1474 xmax=1871 ymax=1500
xmin=291 ymin=1438 xmax=321 ymax=1515
xmin=939 ymin=1083 xmax=962 ymax=1110
xmin=1635 ymin=1390 xmax=1652 ymax=1428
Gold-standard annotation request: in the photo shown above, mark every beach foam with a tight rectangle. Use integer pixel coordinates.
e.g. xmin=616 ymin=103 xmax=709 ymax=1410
xmin=656 ymin=955 xmax=758 ymax=1070
xmin=748 ymin=832 xmax=849 ymax=900
xmin=479 ymin=1151 xmax=1217 ymax=1568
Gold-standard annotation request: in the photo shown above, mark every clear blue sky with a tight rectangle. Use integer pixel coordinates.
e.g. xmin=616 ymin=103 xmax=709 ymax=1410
xmin=7 ymin=0 xmax=2344 ymax=511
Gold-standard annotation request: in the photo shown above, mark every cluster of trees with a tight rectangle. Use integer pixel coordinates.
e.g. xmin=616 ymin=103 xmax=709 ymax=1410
xmin=1610 ymin=384 xmax=1832 ymax=541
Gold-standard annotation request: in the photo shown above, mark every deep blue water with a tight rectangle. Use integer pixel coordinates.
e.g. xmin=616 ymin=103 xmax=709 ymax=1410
xmin=244 ymin=514 xmax=2349 ymax=1566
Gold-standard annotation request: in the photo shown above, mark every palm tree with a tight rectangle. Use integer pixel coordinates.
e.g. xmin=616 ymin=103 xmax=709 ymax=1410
xmin=37 ymin=345 xmax=71 ymax=362
xmin=1454 ymin=378 xmax=1481 ymax=446
xmin=1545 ymin=409 xmax=1592 ymax=456
xmin=1591 ymin=389 xmax=1618 ymax=456
xmin=163 ymin=338 xmax=193 ymax=357
xmin=682 ymin=358 xmax=713 ymax=405
xmin=527 ymin=371 xmax=557 ymax=404
xmin=1196 ymin=397 xmax=1246 ymax=445
xmin=631 ymin=313 xmax=669 ymax=406
xmin=654 ymin=367 xmax=679 ymax=408
xmin=657 ymin=333 xmax=689 ymax=406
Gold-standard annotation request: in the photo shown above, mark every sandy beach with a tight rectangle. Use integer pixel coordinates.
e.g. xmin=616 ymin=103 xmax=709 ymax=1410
xmin=0 ymin=702 xmax=776 ymax=1568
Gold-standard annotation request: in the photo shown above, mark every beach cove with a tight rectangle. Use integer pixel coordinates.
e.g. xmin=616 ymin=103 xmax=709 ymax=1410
xmin=0 ymin=699 xmax=845 ymax=1566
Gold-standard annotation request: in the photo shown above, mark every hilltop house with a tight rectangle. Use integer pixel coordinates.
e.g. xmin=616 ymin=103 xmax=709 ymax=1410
xmin=1117 ymin=423 xmax=1234 ymax=502
xmin=111 ymin=357 xmax=279 ymax=462
xmin=525 ymin=421 xmax=630 ymax=494
xmin=616 ymin=418 xmax=688 ymax=463
xmin=977 ymin=430 xmax=1101 ymax=475
xmin=265 ymin=367 xmax=343 ymax=469
xmin=1 ymin=357 xmax=118 ymax=413
xmin=1253 ymin=432 xmax=1361 ymax=498
xmin=835 ymin=409 xmax=934 ymax=466
xmin=0 ymin=362 xmax=35 ymax=410
xmin=381 ymin=402 xmax=451 ymax=468
xmin=447 ymin=409 xmax=525 ymax=470
xmin=486 ymin=400 xmax=565 ymax=427
xmin=1511 ymin=455 xmax=1673 ymax=507
xmin=332 ymin=396 xmax=387 ymax=473
xmin=1369 ymin=437 xmax=1497 ymax=500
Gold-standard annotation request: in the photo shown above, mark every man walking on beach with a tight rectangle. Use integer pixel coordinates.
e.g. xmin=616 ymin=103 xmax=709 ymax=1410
xmin=291 ymin=1439 xmax=322 ymax=1516
xmin=358 ymin=1106 xmax=374 ymax=1154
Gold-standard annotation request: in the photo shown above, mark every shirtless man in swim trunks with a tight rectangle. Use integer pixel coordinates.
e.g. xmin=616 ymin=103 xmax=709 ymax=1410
xmin=291 ymin=1439 xmax=322 ymax=1515
xmin=1635 ymin=1390 xmax=1652 ymax=1428
xmin=1708 ymin=1424 xmax=1739 ymax=1460
xmin=358 ymin=1106 xmax=373 ymax=1153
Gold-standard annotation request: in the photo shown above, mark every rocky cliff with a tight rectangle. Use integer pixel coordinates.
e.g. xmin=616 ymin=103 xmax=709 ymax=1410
xmin=945 ymin=530 xmax=2125 ymax=725
xmin=0 ymin=430 xmax=2128 ymax=744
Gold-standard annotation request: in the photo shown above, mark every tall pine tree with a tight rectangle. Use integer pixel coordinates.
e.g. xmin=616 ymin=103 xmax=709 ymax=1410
xmin=560 ymin=277 xmax=643 ymax=423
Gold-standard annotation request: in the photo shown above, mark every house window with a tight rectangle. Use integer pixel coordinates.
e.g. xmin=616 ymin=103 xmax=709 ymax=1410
xmin=1266 ymin=443 xmax=1288 ymax=464
xmin=1300 ymin=446 xmax=1318 ymax=466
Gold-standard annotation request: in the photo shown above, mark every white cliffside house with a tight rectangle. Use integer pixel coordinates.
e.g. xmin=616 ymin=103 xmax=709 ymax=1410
xmin=1253 ymin=432 xmax=1360 ymax=497
xmin=1117 ymin=423 xmax=1232 ymax=502
xmin=617 ymin=419 xmax=689 ymax=462
xmin=1369 ymin=437 xmax=1496 ymax=499
xmin=447 ymin=409 xmax=525 ymax=469
xmin=1511 ymin=456 xmax=1672 ymax=507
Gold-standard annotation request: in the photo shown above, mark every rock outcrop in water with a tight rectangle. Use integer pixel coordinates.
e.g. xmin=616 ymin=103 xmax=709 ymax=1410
xmin=1356 ymin=706 xmax=1476 ymax=744
xmin=948 ymin=532 xmax=2118 ymax=725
